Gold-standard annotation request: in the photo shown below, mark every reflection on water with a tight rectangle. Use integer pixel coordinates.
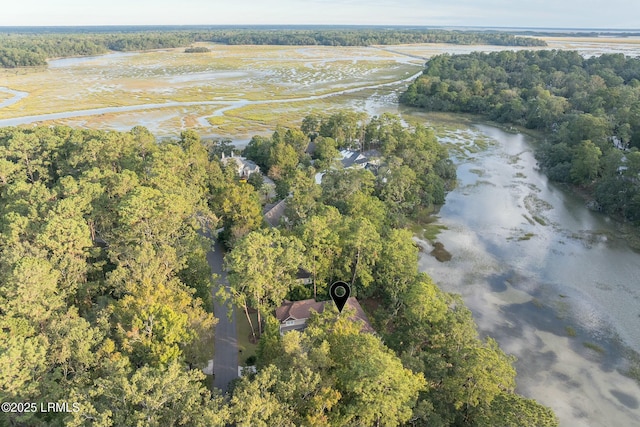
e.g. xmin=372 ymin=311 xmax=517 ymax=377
xmin=47 ymin=52 xmax=138 ymax=68
xmin=416 ymin=123 xmax=640 ymax=426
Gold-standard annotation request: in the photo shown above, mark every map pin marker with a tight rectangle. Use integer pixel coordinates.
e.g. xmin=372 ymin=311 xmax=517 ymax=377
xmin=329 ymin=281 xmax=351 ymax=313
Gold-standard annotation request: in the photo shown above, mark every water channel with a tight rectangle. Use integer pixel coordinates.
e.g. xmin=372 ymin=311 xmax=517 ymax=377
xmin=410 ymin=122 xmax=640 ymax=426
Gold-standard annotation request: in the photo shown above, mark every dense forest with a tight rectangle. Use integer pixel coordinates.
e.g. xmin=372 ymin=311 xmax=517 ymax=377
xmin=401 ymin=50 xmax=640 ymax=221
xmin=0 ymin=126 xmax=229 ymax=426
xmin=0 ymin=28 xmax=545 ymax=68
xmin=0 ymin=115 xmax=557 ymax=425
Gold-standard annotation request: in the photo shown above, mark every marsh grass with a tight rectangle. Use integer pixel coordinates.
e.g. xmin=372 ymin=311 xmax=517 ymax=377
xmin=430 ymin=242 xmax=452 ymax=262
xmin=522 ymin=214 xmax=535 ymax=226
xmin=533 ymin=215 xmax=547 ymax=226
xmin=622 ymin=348 xmax=640 ymax=386
xmin=628 ymin=364 xmax=640 ymax=384
xmin=0 ymin=45 xmax=420 ymax=122
xmin=583 ymin=341 xmax=606 ymax=354
xmin=423 ymin=223 xmax=449 ymax=241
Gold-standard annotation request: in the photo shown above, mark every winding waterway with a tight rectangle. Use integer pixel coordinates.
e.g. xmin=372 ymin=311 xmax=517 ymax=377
xmin=415 ymin=123 xmax=640 ymax=426
xmin=0 ymin=87 xmax=29 ymax=109
xmin=0 ymin=71 xmax=422 ymax=128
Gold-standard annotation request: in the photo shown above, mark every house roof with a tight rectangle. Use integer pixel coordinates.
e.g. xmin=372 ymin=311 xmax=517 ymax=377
xmin=221 ymin=154 xmax=260 ymax=175
xmin=274 ymin=297 xmax=374 ymax=333
xmin=275 ymin=298 xmax=324 ymax=323
xmin=263 ymin=199 xmax=287 ymax=227
xmin=296 ymin=268 xmax=312 ymax=279
xmin=305 ymin=140 xmax=317 ymax=155
xmin=362 ymin=149 xmax=381 ymax=159
xmin=344 ymin=298 xmax=375 ymax=333
xmin=340 ymin=150 xmax=360 ymax=168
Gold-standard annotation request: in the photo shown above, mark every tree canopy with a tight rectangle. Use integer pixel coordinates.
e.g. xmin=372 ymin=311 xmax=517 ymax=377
xmin=0 ymin=126 xmax=226 ymax=426
xmin=401 ymin=50 xmax=640 ymax=221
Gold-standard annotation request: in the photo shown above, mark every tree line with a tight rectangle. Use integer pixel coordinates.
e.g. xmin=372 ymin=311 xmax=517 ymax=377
xmin=0 ymin=28 xmax=545 ymax=68
xmin=219 ymin=29 xmax=547 ymax=47
xmin=401 ymin=50 xmax=640 ymax=221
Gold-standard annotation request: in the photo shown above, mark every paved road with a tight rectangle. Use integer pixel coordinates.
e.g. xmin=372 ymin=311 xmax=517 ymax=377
xmin=207 ymin=240 xmax=238 ymax=393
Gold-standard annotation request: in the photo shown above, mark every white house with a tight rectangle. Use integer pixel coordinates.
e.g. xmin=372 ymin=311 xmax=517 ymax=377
xmin=221 ymin=151 xmax=260 ymax=179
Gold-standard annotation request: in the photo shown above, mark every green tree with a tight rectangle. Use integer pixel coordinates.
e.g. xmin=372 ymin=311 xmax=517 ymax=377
xmin=570 ymin=140 xmax=602 ymax=184
xmin=229 ymin=365 xmax=296 ymax=427
xmin=218 ymin=183 xmax=263 ymax=247
xmin=306 ymin=309 xmax=426 ymax=427
xmin=475 ymin=393 xmax=558 ymax=427
xmin=296 ymin=207 xmax=343 ymax=298
xmin=268 ymin=141 xmax=299 ymax=181
xmin=284 ymin=168 xmax=322 ymax=226
xmin=83 ymin=362 xmax=229 ymax=427
xmin=312 ymin=136 xmax=340 ymax=169
xmin=321 ymin=168 xmax=376 ymax=213
xmin=374 ymin=229 xmax=419 ymax=313
xmin=343 ymin=191 xmax=388 ymax=231
xmin=379 ymin=164 xmax=420 ymax=215
xmin=112 ymin=279 xmax=215 ymax=367
xmin=391 ymin=275 xmax=528 ymax=426
xmin=339 ymin=217 xmax=382 ymax=292
xmin=226 ymin=228 xmax=305 ymax=338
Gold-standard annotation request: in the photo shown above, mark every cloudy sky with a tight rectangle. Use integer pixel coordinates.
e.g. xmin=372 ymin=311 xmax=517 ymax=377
xmin=2 ymin=0 xmax=639 ymax=29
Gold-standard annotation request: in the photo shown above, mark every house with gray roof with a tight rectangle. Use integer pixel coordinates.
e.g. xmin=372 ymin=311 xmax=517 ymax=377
xmin=221 ymin=151 xmax=260 ymax=179
xmin=263 ymin=199 xmax=287 ymax=227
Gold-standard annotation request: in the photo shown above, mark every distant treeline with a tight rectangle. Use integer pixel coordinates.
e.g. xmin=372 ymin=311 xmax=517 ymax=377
xmin=517 ymin=31 xmax=640 ymax=38
xmin=215 ymin=29 xmax=548 ymax=47
xmin=401 ymin=50 xmax=640 ymax=221
xmin=0 ymin=29 xmax=545 ymax=68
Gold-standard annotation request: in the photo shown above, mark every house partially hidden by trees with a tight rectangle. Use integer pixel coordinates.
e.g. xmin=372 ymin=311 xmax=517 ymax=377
xmin=221 ymin=151 xmax=260 ymax=180
xmin=314 ymin=148 xmax=382 ymax=184
xmin=262 ymin=199 xmax=287 ymax=227
xmin=275 ymin=297 xmax=374 ymax=334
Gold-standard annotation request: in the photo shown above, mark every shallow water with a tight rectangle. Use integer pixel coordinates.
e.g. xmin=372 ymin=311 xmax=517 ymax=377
xmin=0 ymin=86 xmax=29 ymax=108
xmin=416 ymin=124 xmax=640 ymax=426
xmin=47 ymin=52 xmax=138 ymax=68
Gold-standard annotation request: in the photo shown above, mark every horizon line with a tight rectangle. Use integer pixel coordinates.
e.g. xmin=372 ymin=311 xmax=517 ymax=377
xmin=0 ymin=24 xmax=639 ymax=32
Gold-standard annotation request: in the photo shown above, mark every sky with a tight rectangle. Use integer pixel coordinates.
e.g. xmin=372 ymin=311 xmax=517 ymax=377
xmin=2 ymin=0 xmax=639 ymax=29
